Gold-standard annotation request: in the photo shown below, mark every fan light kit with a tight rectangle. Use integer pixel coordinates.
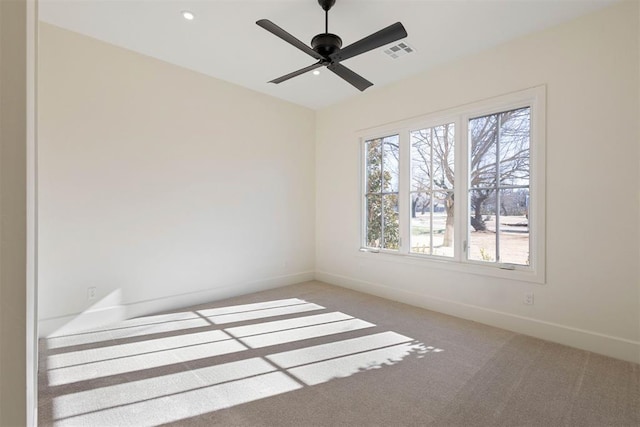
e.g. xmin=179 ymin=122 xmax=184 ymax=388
xmin=257 ymin=0 xmax=407 ymax=91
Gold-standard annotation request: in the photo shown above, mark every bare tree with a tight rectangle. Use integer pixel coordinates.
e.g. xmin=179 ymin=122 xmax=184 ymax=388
xmin=469 ymin=108 xmax=530 ymax=231
xmin=411 ymin=107 xmax=530 ymax=247
xmin=411 ymin=123 xmax=455 ymax=246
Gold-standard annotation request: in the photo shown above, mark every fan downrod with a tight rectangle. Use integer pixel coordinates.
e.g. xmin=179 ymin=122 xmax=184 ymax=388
xmin=313 ymin=0 xmax=340 ymax=57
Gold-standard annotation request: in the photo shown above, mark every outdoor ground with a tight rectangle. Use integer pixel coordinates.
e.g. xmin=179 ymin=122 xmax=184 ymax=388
xmin=411 ymin=213 xmax=529 ymax=265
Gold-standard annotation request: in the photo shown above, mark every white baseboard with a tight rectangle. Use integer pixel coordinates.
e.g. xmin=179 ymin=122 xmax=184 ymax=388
xmin=315 ymin=271 xmax=640 ymax=364
xmin=39 ymin=271 xmax=315 ymax=337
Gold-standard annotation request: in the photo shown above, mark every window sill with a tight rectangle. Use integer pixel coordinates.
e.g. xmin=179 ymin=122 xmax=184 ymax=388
xmin=357 ymin=248 xmax=545 ymax=284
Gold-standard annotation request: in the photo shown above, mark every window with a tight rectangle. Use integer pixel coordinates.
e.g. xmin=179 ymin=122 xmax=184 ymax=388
xmin=467 ymin=108 xmax=530 ymax=265
xmin=364 ymin=135 xmax=400 ymax=250
xmin=410 ymin=123 xmax=455 ymax=257
xmin=360 ymin=87 xmax=545 ymax=282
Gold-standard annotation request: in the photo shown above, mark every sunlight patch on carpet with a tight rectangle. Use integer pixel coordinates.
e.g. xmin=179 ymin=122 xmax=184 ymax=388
xmin=45 ymin=297 xmax=442 ymax=425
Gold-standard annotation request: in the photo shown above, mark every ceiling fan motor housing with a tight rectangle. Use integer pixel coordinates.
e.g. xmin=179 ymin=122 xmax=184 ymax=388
xmin=311 ymin=33 xmax=342 ymax=57
xmin=318 ymin=0 xmax=336 ymax=11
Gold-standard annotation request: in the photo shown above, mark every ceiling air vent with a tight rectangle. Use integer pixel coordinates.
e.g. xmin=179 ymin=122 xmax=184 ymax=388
xmin=383 ymin=42 xmax=414 ymax=59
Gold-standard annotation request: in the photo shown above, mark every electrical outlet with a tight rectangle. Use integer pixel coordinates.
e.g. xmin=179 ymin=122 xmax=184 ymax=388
xmin=87 ymin=287 xmax=97 ymax=301
xmin=524 ymin=292 xmax=534 ymax=305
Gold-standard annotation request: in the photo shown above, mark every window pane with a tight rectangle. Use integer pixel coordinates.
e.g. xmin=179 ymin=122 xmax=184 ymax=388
xmin=365 ymin=195 xmax=382 ymax=248
xmin=410 ymin=123 xmax=455 ymax=258
xmin=383 ymin=136 xmax=399 ymax=192
xmin=468 ymin=190 xmax=497 ymax=263
xmin=498 ymin=189 xmax=530 ymax=265
xmin=432 ymin=192 xmax=454 ymax=257
xmin=410 ymin=192 xmax=454 ymax=257
xmin=431 ymin=124 xmax=455 ymax=191
xmin=499 ymin=108 xmax=530 ymax=187
xmin=410 ymin=124 xmax=455 ymax=192
xmin=410 ymin=130 xmax=431 ymax=192
xmin=365 ymin=139 xmax=382 ymax=194
xmin=469 ymin=114 xmax=498 ymax=188
xmin=382 ymin=194 xmax=399 ymax=250
xmin=410 ymin=192 xmax=432 ymax=254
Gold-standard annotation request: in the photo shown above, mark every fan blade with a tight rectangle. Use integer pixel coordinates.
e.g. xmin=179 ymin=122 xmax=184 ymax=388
xmin=257 ymin=19 xmax=324 ymax=61
xmin=269 ymin=62 xmax=324 ymax=84
xmin=330 ymin=22 xmax=407 ymax=63
xmin=328 ymin=63 xmax=373 ymax=91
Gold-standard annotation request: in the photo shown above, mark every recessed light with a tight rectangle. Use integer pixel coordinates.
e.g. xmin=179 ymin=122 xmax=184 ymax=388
xmin=313 ymin=70 xmax=321 ymax=76
xmin=181 ymin=10 xmax=195 ymax=21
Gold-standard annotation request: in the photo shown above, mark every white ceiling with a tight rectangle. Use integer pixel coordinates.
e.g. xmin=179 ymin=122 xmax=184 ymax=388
xmin=39 ymin=0 xmax=619 ymax=110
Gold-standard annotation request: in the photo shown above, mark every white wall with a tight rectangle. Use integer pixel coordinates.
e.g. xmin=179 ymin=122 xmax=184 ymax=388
xmin=39 ymin=2 xmax=640 ymax=364
xmin=38 ymin=23 xmax=316 ymax=336
xmin=316 ymin=1 xmax=640 ymax=363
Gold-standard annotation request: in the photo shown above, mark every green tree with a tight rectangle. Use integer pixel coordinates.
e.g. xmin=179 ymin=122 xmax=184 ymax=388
xmin=365 ymin=138 xmax=399 ymax=249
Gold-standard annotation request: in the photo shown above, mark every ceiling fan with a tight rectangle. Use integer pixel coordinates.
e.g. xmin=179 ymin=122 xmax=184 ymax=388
xmin=256 ymin=0 xmax=408 ymax=91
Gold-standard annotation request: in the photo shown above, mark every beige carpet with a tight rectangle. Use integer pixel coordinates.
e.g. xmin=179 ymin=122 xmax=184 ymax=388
xmin=38 ymin=281 xmax=640 ymax=426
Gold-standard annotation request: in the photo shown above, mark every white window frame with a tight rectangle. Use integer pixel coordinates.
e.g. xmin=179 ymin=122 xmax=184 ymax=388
xmin=362 ymin=134 xmax=401 ymax=251
xmin=359 ymin=86 xmax=546 ymax=284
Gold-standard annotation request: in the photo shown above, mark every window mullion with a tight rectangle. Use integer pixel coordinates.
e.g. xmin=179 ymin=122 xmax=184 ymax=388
xmin=429 ymin=127 xmax=434 ymax=255
xmin=495 ymin=113 xmax=502 ymax=263
xmin=380 ymin=141 xmax=385 ymax=249
xmin=456 ymin=117 xmax=467 ymax=263
xmin=361 ymin=139 xmax=365 ymax=248
xmin=398 ymin=130 xmax=410 ymax=254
